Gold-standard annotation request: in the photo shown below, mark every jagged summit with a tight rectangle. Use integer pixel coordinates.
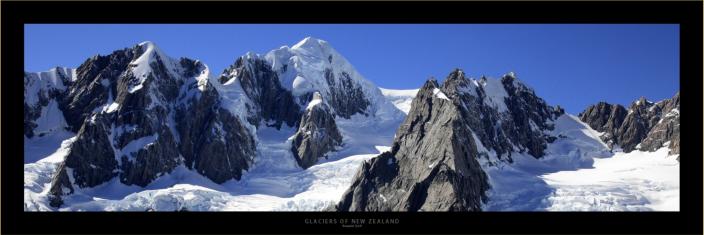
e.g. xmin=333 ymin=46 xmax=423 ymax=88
xmin=633 ymin=96 xmax=652 ymax=106
xmin=580 ymin=92 xmax=679 ymax=154
xmin=444 ymin=68 xmax=466 ymax=82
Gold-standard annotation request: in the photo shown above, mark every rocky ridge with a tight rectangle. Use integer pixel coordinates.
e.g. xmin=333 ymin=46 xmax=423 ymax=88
xmin=291 ymin=92 xmax=343 ymax=169
xmin=335 ymin=69 xmax=564 ymax=211
xmin=579 ymin=92 xmax=680 ymax=156
xmin=24 ymin=38 xmax=397 ymax=208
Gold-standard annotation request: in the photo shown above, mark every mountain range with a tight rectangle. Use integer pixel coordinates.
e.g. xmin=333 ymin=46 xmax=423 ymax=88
xmin=23 ymin=37 xmax=680 ymax=211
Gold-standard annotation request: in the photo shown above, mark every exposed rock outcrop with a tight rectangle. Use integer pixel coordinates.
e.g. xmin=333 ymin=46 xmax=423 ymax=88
xmin=637 ymin=93 xmax=680 ymax=155
xmin=46 ymin=42 xmax=257 ymax=207
xmin=439 ymin=70 xmax=562 ymax=162
xmin=335 ymin=79 xmax=489 ymax=211
xmin=335 ymin=69 xmax=563 ymax=211
xmin=579 ymin=92 xmax=680 ymax=155
xmin=291 ymin=92 xmax=343 ymax=169
xmin=219 ymin=55 xmax=301 ymax=129
xmin=323 ymin=68 xmax=371 ymax=118
xmin=42 ymin=38 xmax=397 ymax=207
xmin=578 ymin=102 xmax=628 ymax=148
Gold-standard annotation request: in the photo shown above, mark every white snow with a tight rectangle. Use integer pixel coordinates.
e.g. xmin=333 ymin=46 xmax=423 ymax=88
xmin=120 ymin=134 xmax=159 ymax=158
xmin=128 ymin=41 xmax=179 ymax=93
xmin=24 ymin=109 xmax=404 ymax=211
xmin=482 ymin=114 xmax=679 ymax=211
xmin=541 ymin=147 xmax=679 ymax=211
xmin=665 ymin=108 xmax=679 ymax=117
xmin=32 ymin=100 xmax=70 ymax=137
xmin=24 ymin=130 xmax=76 ymax=164
xmin=24 ymin=135 xmax=78 ymax=211
xmin=24 ymin=68 xmax=72 ymax=106
xmin=23 ymin=39 xmax=679 ymax=212
xmin=105 ymin=102 xmax=120 ymax=113
xmin=379 ymin=88 xmax=418 ymax=114
xmin=24 ymin=67 xmax=74 ymax=141
xmin=264 ymin=37 xmax=404 ymax=121
xmin=24 ymin=67 xmax=76 ymax=163
xmin=306 ymin=92 xmax=323 ymax=110
xmin=479 ymin=77 xmax=510 ymax=113
xmin=432 ymin=88 xmax=450 ymax=100
xmin=208 ymin=68 xmax=257 ymax=136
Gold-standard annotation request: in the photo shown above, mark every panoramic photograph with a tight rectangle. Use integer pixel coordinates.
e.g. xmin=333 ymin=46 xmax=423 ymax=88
xmin=23 ymin=24 xmax=680 ymax=211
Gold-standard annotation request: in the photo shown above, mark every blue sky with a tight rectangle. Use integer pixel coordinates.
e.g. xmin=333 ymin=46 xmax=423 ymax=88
xmin=25 ymin=24 xmax=679 ymax=114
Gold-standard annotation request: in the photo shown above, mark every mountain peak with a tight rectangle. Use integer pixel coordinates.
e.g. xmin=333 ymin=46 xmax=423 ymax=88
xmin=244 ymin=51 xmax=260 ymax=59
xmin=445 ymin=68 xmax=466 ymax=82
xmin=292 ymin=37 xmax=331 ymax=51
xmin=133 ymin=41 xmax=165 ymax=61
xmin=634 ymin=96 xmax=652 ymax=106
xmin=293 ymin=36 xmax=324 ymax=46
xmin=138 ymin=40 xmax=156 ymax=47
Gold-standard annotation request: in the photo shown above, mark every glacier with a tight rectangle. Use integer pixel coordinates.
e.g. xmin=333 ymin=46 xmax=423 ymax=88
xmin=23 ymin=38 xmax=678 ymax=212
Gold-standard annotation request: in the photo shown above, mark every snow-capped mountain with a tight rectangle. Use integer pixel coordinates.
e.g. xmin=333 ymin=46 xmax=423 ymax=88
xmin=335 ymin=69 xmax=564 ymax=211
xmin=334 ymin=69 xmax=679 ymax=211
xmin=24 ymin=38 xmax=406 ymax=211
xmin=40 ymin=41 xmax=259 ymax=207
xmin=24 ymin=39 xmax=679 ymax=212
xmin=262 ymin=37 xmax=403 ymax=121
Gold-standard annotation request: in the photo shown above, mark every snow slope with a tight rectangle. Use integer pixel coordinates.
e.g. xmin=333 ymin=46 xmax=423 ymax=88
xmin=264 ymin=37 xmax=404 ymax=121
xmin=24 ymin=112 xmax=403 ymax=211
xmin=24 ymin=101 xmax=679 ymax=211
xmin=24 ymin=40 xmax=678 ymax=212
xmin=24 ymin=38 xmax=408 ymax=211
xmin=24 ymin=67 xmax=77 ymax=163
xmin=482 ymin=115 xmax=679 ymax=211
xmin=541 ymin=147 xmax=679 ymax=211
xmin=379 ymin=88 xmax=419 ymax=114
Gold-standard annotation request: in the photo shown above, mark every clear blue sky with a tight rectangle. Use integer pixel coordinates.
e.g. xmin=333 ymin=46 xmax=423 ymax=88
xmin=25 ymin=24 xmax=679 ymax=114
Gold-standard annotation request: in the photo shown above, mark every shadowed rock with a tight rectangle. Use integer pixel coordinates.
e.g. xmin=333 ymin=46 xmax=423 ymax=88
xmin=335 ymin=78 xmax=489 ymax=211
xmin=579 ymin=92 xmax=680 ymax=157
xmin=291 ymin=92 xmax=343 ymax=169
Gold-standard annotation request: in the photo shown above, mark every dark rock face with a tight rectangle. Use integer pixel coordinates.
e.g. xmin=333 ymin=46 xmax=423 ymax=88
xmin=46 ymin=43 xmax=257 ymax=207
xmin=579 ymin=102 xmax=628 ymax=148
xmin=220 ymin=56 xmax=301 ymax=128
xmin=176 ymin=82 xmax=256 ymax=183
xmin=639 ymin=92 xmax=680 ymax=155
xmin=335 ymin=69 xmax=565 ymax=211
xmin=61 ymin=47 xmax=140 ymax=132
xmin=291 ymin=92 xmax=343 ymax=169
xmin=579 ymin=93 xmax=680 ymax=155
xmin=324 ymin=69 xmax=370 ymax=118
xmin=335 ymin=79 xmax=490 ymax=211
xmin=441 ymin=70 xmax=561 ymax=162
xmin=498 ymin=74 xmax=561 ymax=158
xmin=615 ymin=101 xmax=651 ymax=152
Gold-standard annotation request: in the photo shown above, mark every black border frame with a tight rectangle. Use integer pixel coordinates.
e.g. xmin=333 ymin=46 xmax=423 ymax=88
xmin=2 ymin=1 xmax=702 ymax=234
